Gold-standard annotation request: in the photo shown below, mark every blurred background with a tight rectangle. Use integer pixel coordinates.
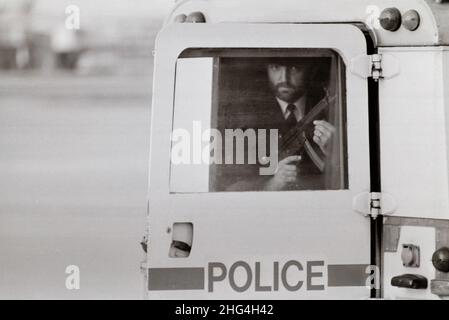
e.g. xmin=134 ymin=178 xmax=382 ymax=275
xmin=0 ymin=0 xmax=171 ymax=299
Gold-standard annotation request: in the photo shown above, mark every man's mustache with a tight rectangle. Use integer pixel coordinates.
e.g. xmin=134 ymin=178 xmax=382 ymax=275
xmin=275 ymin=82 xmax=295 ymax=91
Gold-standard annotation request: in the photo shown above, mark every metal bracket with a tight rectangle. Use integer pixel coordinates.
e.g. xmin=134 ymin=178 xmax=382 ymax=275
xmin=384 ymin=224 xmax=401 ymax=252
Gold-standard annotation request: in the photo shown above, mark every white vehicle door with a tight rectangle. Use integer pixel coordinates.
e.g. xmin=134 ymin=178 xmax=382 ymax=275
xmin=147 ymin=23 xmax=374 ymax=299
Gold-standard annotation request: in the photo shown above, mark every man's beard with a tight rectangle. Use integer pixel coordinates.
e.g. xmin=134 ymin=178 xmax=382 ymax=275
xmin=272 ymin=83 xmax=306 ymax=103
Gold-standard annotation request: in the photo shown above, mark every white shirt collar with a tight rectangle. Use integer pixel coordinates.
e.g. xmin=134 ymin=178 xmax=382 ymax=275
xmin=276 ymin=95 xmax=307 ymax=121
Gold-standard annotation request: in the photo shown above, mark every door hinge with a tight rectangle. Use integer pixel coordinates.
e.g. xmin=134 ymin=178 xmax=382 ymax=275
xmin=370 ymin=192 xmax=382 ymax=219
xmin=353 ymin=192 xmax=397 ymax=219
xmin=350 ymin=53 xmax=400 ymax=80
xmin=371 ymin=54 xmax=382 ymax=81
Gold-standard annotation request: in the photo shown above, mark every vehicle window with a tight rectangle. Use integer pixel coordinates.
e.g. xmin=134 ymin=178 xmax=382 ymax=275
xmin=170 ymin=49 xmax=348 ymax=193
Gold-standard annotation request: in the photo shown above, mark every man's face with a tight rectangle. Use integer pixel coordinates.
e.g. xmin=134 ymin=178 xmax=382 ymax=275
xmin=267 ymin=63 xmax=308 ymax=103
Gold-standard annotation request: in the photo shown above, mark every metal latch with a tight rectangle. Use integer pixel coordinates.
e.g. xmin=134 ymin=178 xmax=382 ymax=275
xmin=353 ymin=192 xmax=397 ymax=219
xmin=350 ymin=53 xmax=400 ymax=80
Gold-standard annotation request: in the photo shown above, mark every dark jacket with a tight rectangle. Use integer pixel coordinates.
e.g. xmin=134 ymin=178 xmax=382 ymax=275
xmin=213 ymin=92 xmax=328 ymax=191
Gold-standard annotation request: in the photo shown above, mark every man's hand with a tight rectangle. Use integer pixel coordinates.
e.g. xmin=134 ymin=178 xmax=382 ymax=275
xmin=265 ymin=155 xmax=301 ymax=191
xmin=313 ymin=120 xmax=335 ymax=154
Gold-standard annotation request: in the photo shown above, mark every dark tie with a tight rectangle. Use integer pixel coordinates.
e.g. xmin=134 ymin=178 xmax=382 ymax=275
xmin=286 ymin=104 xmax=297 ymax=128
